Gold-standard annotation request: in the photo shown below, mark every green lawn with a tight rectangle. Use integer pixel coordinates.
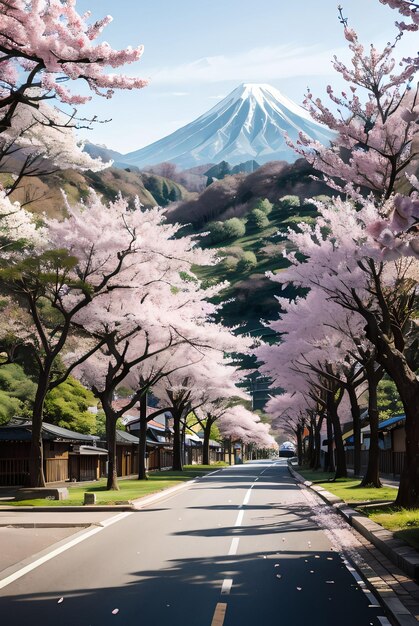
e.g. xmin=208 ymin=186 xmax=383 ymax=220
xmin=296 ymin=466 xmax=419 ymax=550
xmin=2 ymin=465 xmax=222 ymax=507
xmin=369 ymin=507 xmax=419 ymax=550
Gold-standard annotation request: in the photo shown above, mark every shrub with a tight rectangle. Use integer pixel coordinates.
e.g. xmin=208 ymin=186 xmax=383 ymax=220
xmin=254 ymin=198 xmax=273 ymax=215
xmin=223 ymin=217 xmax=246 ymax=239
xmin=311 ymin=195 xmax=331 ymax=204
xmin=237 ymin=251 xmax=257 ymax=272
xmin=279 ymin=195 xmax=300 ymax=209
xmin=223 ymin=255 xmax=239 ymax=272
xmin=248 ymin=208 xmax=269 ymax=230
xmin=207 ymin=220 xmax=227 ymax=243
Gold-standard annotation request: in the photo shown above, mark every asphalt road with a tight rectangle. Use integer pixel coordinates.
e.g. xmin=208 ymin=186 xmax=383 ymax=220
xmin=0 ymin=460 xmax=389 ymax=626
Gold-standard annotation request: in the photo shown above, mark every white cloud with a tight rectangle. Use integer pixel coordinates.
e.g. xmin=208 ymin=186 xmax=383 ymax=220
xmin=145 ymin=33 xmax=416 ymax=88
xmin=148 ymin=44 xmax=347 ymax=85
xmin=152 ymin=91 xmax=190 ymax=97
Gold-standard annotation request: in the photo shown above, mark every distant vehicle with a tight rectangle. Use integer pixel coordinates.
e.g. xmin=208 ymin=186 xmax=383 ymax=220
xmin=279 ymin=441 xmax=296 ymax=458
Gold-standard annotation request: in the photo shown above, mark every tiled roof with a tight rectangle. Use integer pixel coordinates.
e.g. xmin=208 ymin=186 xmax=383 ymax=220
xmin=115 ymin=429 xmax=139 ymax=444
xmin=0 ymin=422 xmax=99 ymax=443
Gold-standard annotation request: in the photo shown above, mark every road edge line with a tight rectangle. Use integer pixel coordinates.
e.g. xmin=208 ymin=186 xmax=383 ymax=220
xmin=288 ymin=462 xmax=418 ymax=626
xmin=0 ymin=512 xmax=132 ymax=591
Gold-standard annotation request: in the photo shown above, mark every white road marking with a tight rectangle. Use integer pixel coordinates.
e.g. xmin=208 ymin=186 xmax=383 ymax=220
xmin=0 ymin=512 xmax=132 ymax=590
xmin=335 ymin=555 xmax=382 ymax=611
xmin=211 ymin=602 xmax=227 ymax=626
xmin=228 ymin=538 xmax=240 ymax=556
xmin=242 ymin=487 xmax=253 ymax=506
xmin=200 ymin=469 xmax=222 ymax=478
xmin=221 ymin=578 xmax=233 ymax=595
xmin=235 ymin=510 xmax=244 ymax=527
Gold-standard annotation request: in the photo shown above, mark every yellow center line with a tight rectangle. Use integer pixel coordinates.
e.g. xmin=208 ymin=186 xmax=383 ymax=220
xmin=211 ymin=602 xmax=227 ymax=626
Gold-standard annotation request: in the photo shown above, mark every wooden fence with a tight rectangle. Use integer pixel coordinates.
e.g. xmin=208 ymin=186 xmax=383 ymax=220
xmin=0 ymin=458 xmax=29 ymax=486
xmin=345 ymin=449 xmax=405 ymax=476
xmin=45 ymin=458 xmax=69 ymax=483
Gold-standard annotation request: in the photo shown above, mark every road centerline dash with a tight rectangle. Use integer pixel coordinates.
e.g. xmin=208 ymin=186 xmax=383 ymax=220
xmin=221 ymin=579 xmax=233 ymax=595
xmin=211 ymin=602 xmax=227 ymax=626
xmin=242 ymin=487 xmax=253 ymax=506
xmin=228 ymin=538 xmax=240 ymax=556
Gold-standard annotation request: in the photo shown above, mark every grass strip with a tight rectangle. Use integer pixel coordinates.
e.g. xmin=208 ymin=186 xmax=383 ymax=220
xmin=1 ymin=465 xmax=224 ymax=507
xmin=296 ymin=466 xmax=419 ymax=550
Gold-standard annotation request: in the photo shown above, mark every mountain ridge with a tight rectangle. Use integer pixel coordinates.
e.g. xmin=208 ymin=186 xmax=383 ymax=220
xmin=122 ymin=83 xmax=333 ymax=169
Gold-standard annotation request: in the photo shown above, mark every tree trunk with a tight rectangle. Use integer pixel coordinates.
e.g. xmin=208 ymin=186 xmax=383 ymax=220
xmin=325 ymin=414 xmax=335 ymax=473
xmin=361 ymin=365 xmax=382 ymax=488
xmin=363 ymin=315 xmax=419 ymax=507
xmin=296 ymin=426 xmax=303 ymax=466
xmin=313 ymin=415 xmax=323 ymax=471
xmin=137 ymin=395 xmax=148 ymax=480
xmin=203 ymin=419 xmax=212 ymax=466
xmin=328 ymin=394 xmax=347 ymax=479
xmin=172 ymin=412 xmax=183 ymax=471
xmin=347 ymin=384 xmax=362 ymax=477
xmin=181 ymin=420 xmax=186 ymax=466
xmin=228 ymin=437 xmax=233 ymax=465
xmin=308 ymin=421 xmax=315 ymax=468
xmin=394 ymin=380 xmax=419 ymax=508
xmin=105 ymin=411 xmax=119 ymax=491
xmin=29 ymin=368 xmax=50 ymax=487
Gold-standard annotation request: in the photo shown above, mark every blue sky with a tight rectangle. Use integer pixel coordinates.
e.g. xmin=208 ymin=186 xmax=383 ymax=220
xmin=76 ymin=0 xmax=413 ymax=154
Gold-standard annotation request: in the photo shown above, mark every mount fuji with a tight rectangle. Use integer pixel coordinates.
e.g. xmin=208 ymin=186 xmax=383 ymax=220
xmin=122 ymin=83 xmax=332 ymax=170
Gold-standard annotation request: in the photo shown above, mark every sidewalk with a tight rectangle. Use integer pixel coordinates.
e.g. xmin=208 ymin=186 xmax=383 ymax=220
xmin=289 ymin=462 xmax=419 ymax=625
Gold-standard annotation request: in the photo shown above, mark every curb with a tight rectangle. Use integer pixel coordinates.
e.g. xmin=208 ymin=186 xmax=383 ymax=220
xmin=288 ymin=462 xmax=419 ymax=626
xmin=0 ymin=523 xmax=91 ymax=529
xmin=0 ymin=468 xmax=224 ymax=521
xmin=287 ymin=463 xmax=419 ymax=580
xmin=0 ymin=504 xmax=134 ymax=513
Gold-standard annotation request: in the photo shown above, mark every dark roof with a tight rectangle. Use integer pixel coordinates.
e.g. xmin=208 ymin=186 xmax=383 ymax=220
xmin=378 ymin=414 xmax=406 ymax=431
xmin=0 ymin=422 xmax=99 ymax=443
xmin=116 ymin=430 xmax=139 ymax=445
xmin=345 ymin=414 xmax=406 ymax=443
xmin=0 ymin=426 xmax=32 ymax=442
xmin=42 ymin=423 xmax=99 ymax=442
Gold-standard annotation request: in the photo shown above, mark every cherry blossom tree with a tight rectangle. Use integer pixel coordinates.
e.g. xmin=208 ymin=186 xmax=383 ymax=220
xmin=218 ymin=404 xmax=277 ymax=459
xmin=0 ymin=190 xmax=45 ymax=250
xmin=266 ymin=392 xmax=313 ymax=466
xmin=277 ymin=0 xmax=418 ymax=505
xmin=271 ymin=195 xmax=418 ymax=503
xmin=0 ymin=0 xmax=147 ymax=134
xmin=0 ymin=192 xmax=174 ymax=487
xmin=153 ymin=342 xmax=251 ymax=471
xmin=0 ymin=1 xmax=147 ymax=202
xmin=190 ymin=370 xmax=249 ymax=465
xmin=290 ymin=4 xmax=418 ymax=199
xmin=0 ymin=102 xmax=107 ymax=203
xmin=59 ymin=200 xmax=227 ymax=488
xmin=379 ymin=1 xmax=419 ymax=68
xmin=262 ymin=287 xmax=389 ymax=484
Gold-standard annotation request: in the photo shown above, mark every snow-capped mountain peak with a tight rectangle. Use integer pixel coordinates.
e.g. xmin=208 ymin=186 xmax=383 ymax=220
xmin=123 ymin=83 xmax=332 ymax=169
